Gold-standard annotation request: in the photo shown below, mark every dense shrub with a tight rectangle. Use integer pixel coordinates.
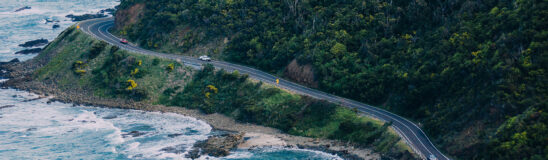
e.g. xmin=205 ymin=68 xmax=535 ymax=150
xmin=90 ymin=51 xmax=148 ymax=100
xmin=88 ymin=41 xmax=107 ymax=59
xmin=161 ymin=64 xmax=401 ymax=152
xmin=166 ymin=63 xmax=174 ymax=72
xmin=119 ymin=0 xmax=548 ymax=158
xmin=72 ymin=61 xmax=87 ymax=76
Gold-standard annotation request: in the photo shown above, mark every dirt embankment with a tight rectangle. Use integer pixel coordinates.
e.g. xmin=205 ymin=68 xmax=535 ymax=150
xmin=115 ymin=3 xmax=145 ymax=30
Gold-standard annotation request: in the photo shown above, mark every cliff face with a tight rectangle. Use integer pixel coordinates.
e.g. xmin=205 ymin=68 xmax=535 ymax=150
xmin=115 ymin=3 xmax=145 ymax=30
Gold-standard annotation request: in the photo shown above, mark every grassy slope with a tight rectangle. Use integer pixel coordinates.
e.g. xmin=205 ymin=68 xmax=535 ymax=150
xmin=34 ymin=26 xmax=192 ymax=103
xmin=32 ymin=26 xmax=414 ymax=158
xmin=159 ymin=65 xmax=411 ymax=156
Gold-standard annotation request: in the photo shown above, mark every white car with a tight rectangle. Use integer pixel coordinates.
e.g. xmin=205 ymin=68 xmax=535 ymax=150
xmin=428 ymin=155 xmax=437 ymax=160
xmin=198 ymin=55 xmax=211 ymax=61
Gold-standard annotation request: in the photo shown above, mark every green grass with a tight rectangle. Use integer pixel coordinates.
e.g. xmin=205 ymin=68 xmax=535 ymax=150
xmin=34 ymin=26 xmax=192 ymax=102
xmin=35 ymin=26 xmax=413 ymax=158
xmin=160 ymin=64 xmax=409 ymax=156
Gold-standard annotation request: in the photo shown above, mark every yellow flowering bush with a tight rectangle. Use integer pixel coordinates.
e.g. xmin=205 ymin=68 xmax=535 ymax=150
xmin=206 ymin=85 xmax=218 ymax=93
xmin=204 ymin=85 xmax=218 ymax=99
xmin=126 ymin=79 xmax=138 ymax=90
xmin=166 ymin=63 xmax=174 ymax=72
xmin=131 ymin=68 xmax=139 ymax=76
xmin=73 ymin=61 xmax=87 ymax=76
xmin=75 ymin=69 xmax=86 ymax=75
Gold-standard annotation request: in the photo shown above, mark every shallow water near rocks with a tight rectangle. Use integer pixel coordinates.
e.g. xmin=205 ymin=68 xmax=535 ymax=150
xmin=0 ymin=0 xmax=118 ymax=62
xmin=0 ymin=88 xmax=343 ymax=159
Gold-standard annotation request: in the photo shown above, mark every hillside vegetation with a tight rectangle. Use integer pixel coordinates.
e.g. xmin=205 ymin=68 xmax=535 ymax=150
xmin=33 ymin=26 xmax=192 ymax=103
xmin=115 ymin=0 xmax=548 ymax=159
xmin=30 ymin=26 xmax=412 ymax=159
xmin=159 ymin=64 xmax=409 ymax=157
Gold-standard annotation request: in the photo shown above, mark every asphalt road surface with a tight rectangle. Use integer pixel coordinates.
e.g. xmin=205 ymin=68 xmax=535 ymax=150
xmin=79 ymin=17 xmax=450 ymax=160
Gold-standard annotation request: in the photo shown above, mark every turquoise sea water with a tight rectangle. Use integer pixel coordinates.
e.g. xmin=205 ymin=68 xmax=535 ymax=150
xmin=0 ymin=0 xmax=118 ymax=62
xmin=0 ymin=1 xmax=342 ymax=159
xmin=0 ymin=88 xmax=343 ymax=160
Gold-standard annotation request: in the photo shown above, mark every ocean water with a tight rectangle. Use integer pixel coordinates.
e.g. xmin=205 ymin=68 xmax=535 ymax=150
xmin=0 ymin=1 xmax=343 ymax=159
xmin=0 ymin=88 xmax=343 ymax=160
xmin=0 ymin=0 xmax=119 ymax=62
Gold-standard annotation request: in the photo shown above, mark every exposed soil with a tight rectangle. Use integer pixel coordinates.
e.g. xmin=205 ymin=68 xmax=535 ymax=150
xmin=115 ymin=3 xmax=145 ymax=29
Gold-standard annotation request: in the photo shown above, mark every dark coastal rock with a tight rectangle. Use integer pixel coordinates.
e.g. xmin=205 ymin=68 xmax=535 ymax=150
xmin=78 ymin=120 xmax=96 ymax=123
xmin=66 ymin=13 xmax=107 ymax=22
xmin=186 ymin=148 xmax=201 ymax=159
xmin=15 ymin=48 xmax=41 ymax=54
xmin=44 ymin=18 xmax=60 ymax=24
xmin=160 ymin=144 xmax=187 ymax=154
xmin=52 ymin=24 xmax=60 ymax=29
xmin=9 ymin=58 xmax=20 ymax=63
xmin=122 ymin=131 xmax=147 ymax=138
xmin=0 ymin=59 xmax=19 ymax=80
xmin=0 ymin=105 xmax=15 ymax=109
xmin=167 ymin=133 xmax=183 ymax=138
xmin=99 ymin=8 xmax=116 ymax=15
xmin=21 ymin=97 xmax=41 ymax=102
xmin=14 ymin=6 xmax=31 ymax=12
xmin=0 ymin=58 xmax=19 ymax=65
xmin=19 ymin=39 xmax=48 ymax=48
xmin=185 ymin=133 xmax=244 ymax=159
xmin=102 ymin=115 xmax=118 ymax=119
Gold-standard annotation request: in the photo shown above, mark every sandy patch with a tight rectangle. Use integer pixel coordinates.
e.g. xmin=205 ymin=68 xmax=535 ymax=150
xmin=238 ymin=132 xmax=287 ymax=149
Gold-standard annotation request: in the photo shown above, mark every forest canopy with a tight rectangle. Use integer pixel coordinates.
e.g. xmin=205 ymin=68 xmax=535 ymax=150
xmin=116 ymin=0 xmax=548 ymax=159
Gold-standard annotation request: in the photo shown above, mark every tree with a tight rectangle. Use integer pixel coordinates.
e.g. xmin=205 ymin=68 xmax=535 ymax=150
xmin=330 ymin=42 xmax=347 ymax=55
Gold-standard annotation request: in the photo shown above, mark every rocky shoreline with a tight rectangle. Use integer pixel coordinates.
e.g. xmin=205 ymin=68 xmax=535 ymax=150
xmin=65 ymin=8 xmax=115 ymax=22
xmin=0 ymin=58 xmax=382 ymax=160
xmin=19 ymin=39 xmax=49 ymax=48
xmin=14 ymin=6 xmax=31 ymax=12
xmin=15 ymin=48 xmax=42 ymax=55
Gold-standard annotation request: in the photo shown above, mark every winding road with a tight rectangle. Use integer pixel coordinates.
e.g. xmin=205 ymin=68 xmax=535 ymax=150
xmin=79 ymin=17 xmax=449 ymax=160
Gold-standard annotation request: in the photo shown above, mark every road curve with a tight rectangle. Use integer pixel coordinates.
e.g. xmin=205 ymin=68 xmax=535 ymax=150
xmin=79 ymin=17 xmax=449 ymax=160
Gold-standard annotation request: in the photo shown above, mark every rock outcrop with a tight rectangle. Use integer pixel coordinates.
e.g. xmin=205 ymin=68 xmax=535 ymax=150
xmin=66 ymin=14 xmax=107 ymax=22
xmin=45 ymin=18 xmax=60 ymax=24
xmin=122 ymin=131 xmax=147 ymax=138
xmin=14 ymin=6 xmax=31 ymax=12
xmin=185 ymin=132 xmax=244 ymax=159
xmin=0 ymin=105 xmax=15 ymax=110
xmin=19 ymin=39 xmax=48 ymax=48
xmin=0 ymin=58 xmax=20 ymax=64
xmin=15 ymin=48 xmax=41 ymax=54
xmin=99 ymin=8 xmax=116 ymax=15
xmin=0 ymin=58 xmax=19 ymax=79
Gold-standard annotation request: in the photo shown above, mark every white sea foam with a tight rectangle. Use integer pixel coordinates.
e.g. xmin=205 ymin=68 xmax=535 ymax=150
xmin=269 ymin=147 xmax=345 ymax=160
xmin=0 ymin=0 xmax=119 ymax=62
xmin=0 ymin=88 xmax=213 ymax=159
xmin=0 ymin=88 xmax=342 ymax=159
xmin=106 ymin=109 xmax=212 ymax=159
